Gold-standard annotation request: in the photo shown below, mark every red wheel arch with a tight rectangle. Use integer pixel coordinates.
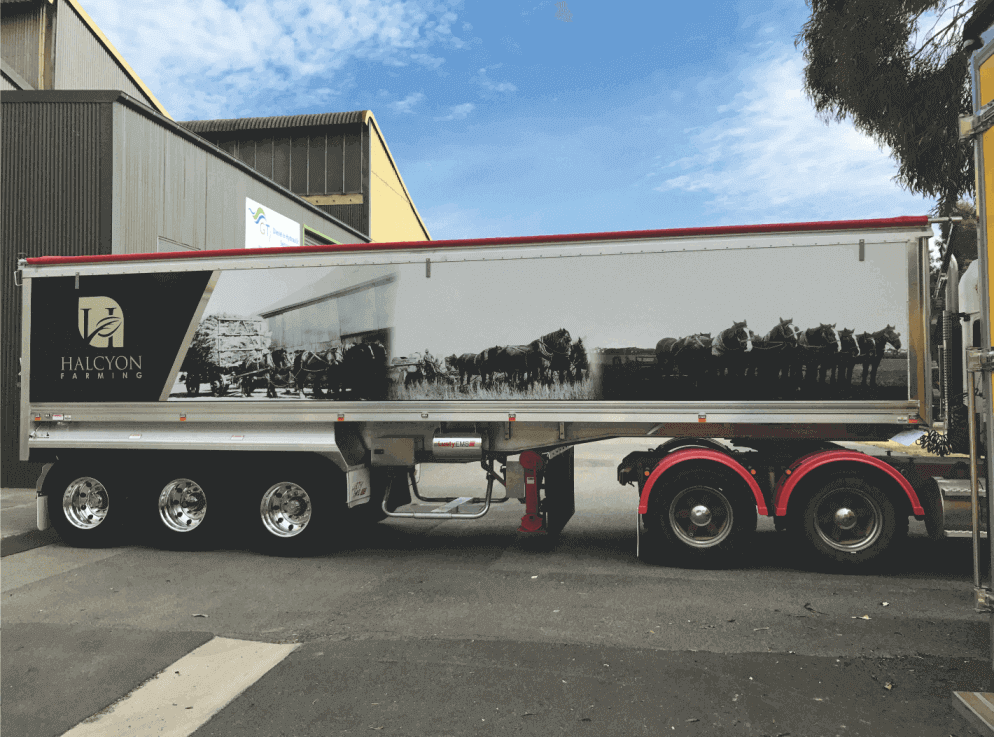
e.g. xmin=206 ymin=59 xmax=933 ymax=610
xmin=772 ymin=450 xmax=924 ymax=519
xmin=637 ymin=448 xmax=768 ymax=516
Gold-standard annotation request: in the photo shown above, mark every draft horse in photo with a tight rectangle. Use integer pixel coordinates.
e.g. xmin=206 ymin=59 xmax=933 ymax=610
xmin=655 ymin=333 xmax=712 ymax=389
xmin=481 ymin=345 xmax=531 ymax=386
xmin=711 ymin=320 xmax=752 ymax=382
xmin=796 ymin=323 xmax=842 ymax=386
xmin=830 ymin=328 xmax=862 ymax=386
xmin=293 ymin=347 xmax=342 ymax=398
xmin=855 ymin=332 xmax=877 ymax=385
xmin=749 ymin=318 xmax=801 ymax=395
xmin=528 ymin=328 xmax=572 ymax=386
xmin=859 ymin=325 xmax=902 ymax=388
xmin=445 ymin=353 xmax=483 ymax=385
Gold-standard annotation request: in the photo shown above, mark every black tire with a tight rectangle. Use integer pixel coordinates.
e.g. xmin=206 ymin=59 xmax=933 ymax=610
xmin=45 ymin=459 xmax=131 ymax=548
xmin=146 ymin=461 xmax=228 ymax=550
xmin=791 ymin=475 xmax=907 ymax=570
xmin=640 ymin=467 xmax=757 ymax=563
xmin=249 ymin=467 xmax=346 ymax=556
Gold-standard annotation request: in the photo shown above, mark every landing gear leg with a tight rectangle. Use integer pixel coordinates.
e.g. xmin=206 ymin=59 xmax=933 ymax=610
xmin=518 ymin=451 xmax=545 ymax=533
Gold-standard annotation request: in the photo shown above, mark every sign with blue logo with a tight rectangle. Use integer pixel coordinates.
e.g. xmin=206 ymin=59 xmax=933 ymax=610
xmin=245 ymin=198 xmax=302 ymax=249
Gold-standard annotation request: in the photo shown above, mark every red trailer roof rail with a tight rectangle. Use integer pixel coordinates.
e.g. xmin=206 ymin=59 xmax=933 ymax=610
xmin=23 ymin=216 xmax=930 ymax=266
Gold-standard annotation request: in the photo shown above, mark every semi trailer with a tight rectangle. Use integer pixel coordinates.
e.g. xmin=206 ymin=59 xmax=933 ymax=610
xmin=16 ymin=215 xmax=982 ymax=566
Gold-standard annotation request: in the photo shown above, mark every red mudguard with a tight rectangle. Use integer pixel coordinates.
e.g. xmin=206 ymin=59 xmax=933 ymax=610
xmin=637 ymin=448 xmax=768 ymax=516
xmin=772 ymin=450 xmax=925 ymax=518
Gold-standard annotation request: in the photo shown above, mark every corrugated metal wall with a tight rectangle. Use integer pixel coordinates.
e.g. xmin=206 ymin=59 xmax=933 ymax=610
xmin=1 ymin=73 xmax=18 ymax=91
xmin=2 ymin=99 xmax=109 ymax=486
xmin=196 ymin=125 xmax=368 ymax=235
xmin=1 ymin=4 xmax=43 ymax=88
xmin=116 ymin=105 xmax=366 ymax=254
xmin=53 ymin=0 xmax=156 ymax=109
xmin=208 ymin=126 xmax=363 ymax=194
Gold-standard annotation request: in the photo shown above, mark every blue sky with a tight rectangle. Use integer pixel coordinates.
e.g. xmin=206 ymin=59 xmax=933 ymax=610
xmin=85 ymin=0 xmax=939 ymax=240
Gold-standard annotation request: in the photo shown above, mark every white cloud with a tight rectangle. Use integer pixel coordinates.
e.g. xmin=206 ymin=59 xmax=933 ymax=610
xmin=391 ymin=92 xmax=426 ymax=114
xmin=82 ymin=0 xmax=464 ymax=120
xmin=434 ymin=102 xmax=474 ymax=121
xmin=473 ymin=66 xmax=517 ymax=94
xmin=656 ymin=44 xmax=934 ymax=218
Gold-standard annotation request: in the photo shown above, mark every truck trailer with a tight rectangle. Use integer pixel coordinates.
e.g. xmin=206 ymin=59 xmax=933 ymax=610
xmin=16 ymin=215 xmax=982 ymax=567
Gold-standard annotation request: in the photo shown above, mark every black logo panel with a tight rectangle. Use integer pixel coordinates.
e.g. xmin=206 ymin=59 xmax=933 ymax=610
xmin=30 ymin=271 xmax=213 ymax=402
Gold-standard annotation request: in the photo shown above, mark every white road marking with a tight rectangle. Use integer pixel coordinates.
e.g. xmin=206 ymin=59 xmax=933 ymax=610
xmin=59 ymin=637 xmax=298 ymax=737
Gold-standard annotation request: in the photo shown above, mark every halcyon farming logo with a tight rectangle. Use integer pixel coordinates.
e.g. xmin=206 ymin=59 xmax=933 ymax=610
xmin=79 ymin=296 xmax=123 ymax=347
xmin=61 ymin=297 xmax=142 ymax=380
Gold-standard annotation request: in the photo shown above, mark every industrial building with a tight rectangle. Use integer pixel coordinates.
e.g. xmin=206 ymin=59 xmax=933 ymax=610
xmin=1 ymin=0 xmax=427 ymax=485
xmin=181 ymin=112 xmax=431 ymax=243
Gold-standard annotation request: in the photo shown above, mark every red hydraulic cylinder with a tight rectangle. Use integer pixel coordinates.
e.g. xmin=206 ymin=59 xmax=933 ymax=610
xmin=518 ymin=450 xmax=545 ymax=533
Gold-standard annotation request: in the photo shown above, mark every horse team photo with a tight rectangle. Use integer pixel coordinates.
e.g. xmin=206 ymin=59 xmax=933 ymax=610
xmin=600 ymin=318 xmax=906 ymax=401
xmin=168 ymin=241 xmax=911 ymax=403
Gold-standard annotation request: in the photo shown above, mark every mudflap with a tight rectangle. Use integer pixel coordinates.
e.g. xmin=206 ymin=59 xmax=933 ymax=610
xmin=543 ymin=447 xmax=575 ymax=535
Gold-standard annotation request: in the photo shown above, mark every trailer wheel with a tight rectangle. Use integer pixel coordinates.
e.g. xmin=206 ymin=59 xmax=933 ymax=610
xmin=793 ymin=475 xmax=907 ymax=568
xmin=45 ymin=460 xmax=130 ymax=548
xmin=642 ymin=468 xmax=757 ymax=562
xmin=148 ymin=465 xmax=226 ymax=549
xmin=251 ymin=468 xmax=345 ymax=555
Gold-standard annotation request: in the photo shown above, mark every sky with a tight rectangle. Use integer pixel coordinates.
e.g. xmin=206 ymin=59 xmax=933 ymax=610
xmin=84 ymin=0 xmax=943 ymax=241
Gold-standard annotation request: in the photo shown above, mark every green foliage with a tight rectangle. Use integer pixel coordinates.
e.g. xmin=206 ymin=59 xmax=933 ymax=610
xmin=797 ymin=1 xmax=976 ymax=216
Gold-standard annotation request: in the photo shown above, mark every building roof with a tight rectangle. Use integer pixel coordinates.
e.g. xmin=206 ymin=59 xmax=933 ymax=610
xmin=180 ymin=110 xmax=371 ymax=132
xmin=180 ymin=109 xmax=431 ymax=242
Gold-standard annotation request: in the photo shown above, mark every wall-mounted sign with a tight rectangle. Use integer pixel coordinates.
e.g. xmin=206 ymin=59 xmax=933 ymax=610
xmin=245 ymin=198 xmax=301 ymax=249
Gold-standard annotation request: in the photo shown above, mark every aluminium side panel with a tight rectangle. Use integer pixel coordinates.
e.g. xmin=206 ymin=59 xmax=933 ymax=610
xmin=20 ymin=223 xmax=930 ymax=452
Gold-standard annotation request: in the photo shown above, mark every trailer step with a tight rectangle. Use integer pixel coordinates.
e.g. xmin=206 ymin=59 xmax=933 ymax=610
xmin=953 ymin=692 xmax=994 ymax=734
xmin=381 ymin=468 xmax=499 ymax=521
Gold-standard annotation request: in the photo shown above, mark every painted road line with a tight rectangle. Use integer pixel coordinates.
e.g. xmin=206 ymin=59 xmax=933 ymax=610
xmin=59 ymin=637 xmax=298 ymax=737
xmin=953 ymin=691 xmax=994 ymax=734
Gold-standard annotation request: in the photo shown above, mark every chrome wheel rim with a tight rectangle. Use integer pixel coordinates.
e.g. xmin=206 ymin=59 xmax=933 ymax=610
xmin=668 ymin=485 xmax=734 ymax=548
xmin=813 ymin=487 xmax=883 ymax=552
xmin=158 ymin=479 xmax=207 ymax=533
xmin=260 ymin=482 xmax=311 ymax=538
xmin=62 ymin=477 xmax=110 ymax=530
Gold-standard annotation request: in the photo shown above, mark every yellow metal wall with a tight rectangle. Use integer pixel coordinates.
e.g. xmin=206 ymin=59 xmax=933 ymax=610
xmin=368 ymin=123 xmax=430 ymax=243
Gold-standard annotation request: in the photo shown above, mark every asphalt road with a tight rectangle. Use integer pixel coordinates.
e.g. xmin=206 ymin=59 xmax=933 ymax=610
xmin=2 ymin=439 xmax=993 ymax=736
